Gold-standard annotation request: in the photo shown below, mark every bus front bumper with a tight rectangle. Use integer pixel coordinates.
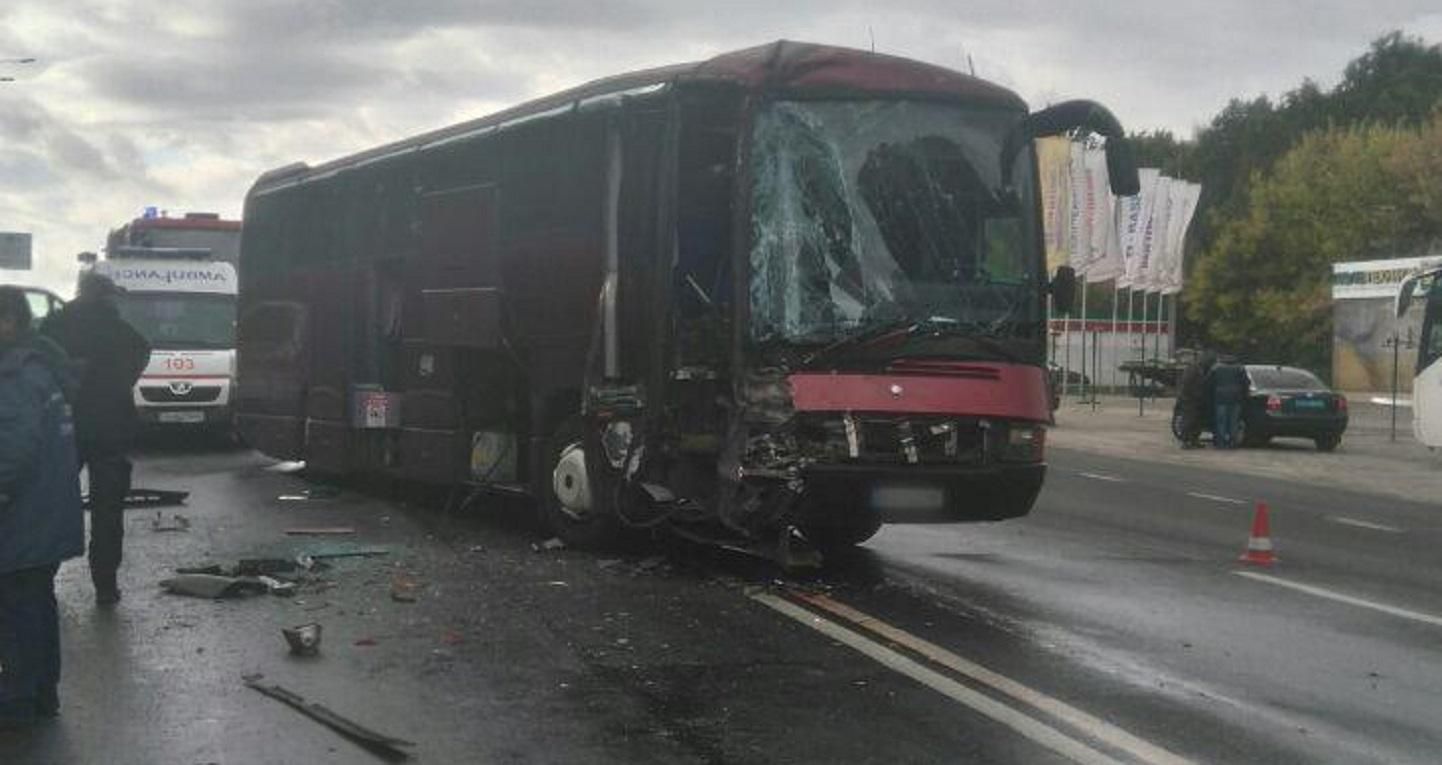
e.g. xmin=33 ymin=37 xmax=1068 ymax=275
xmin=799 ymin=461 xmax=1046 ymax=523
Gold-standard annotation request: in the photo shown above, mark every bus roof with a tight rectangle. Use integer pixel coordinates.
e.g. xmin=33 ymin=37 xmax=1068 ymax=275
xmin=252 ymin=40 xmax=1027 ymax=195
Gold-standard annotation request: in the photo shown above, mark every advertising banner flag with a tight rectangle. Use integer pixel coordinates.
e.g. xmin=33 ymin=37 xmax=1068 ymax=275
xmin=1036 ymin=137 xmax=1073 ymax=274
xmin=1117 ymin=168 xmax=1159 ymax=289
xmin=1067 ymin=141 xmax=1091 ymax=275
xmin=1141 ymin=176 xmax=1174 ymax=292
xmin=1084 ymin=145 xmax=1123 ymax=281
xmin=1162 ymin=182 xmax=1202 ymax=295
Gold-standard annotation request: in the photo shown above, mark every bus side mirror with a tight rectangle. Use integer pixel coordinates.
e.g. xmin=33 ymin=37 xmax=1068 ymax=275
xmin=1397 ymin=274 xmax=1419 ymax=318
xmin=1104 ymin=138 xmax=1140 ymax=197
xmin=1051 ymin=266 xmax=1077 ymax=315
xmin=1002 ymin=100 xmax=1140 ymax=196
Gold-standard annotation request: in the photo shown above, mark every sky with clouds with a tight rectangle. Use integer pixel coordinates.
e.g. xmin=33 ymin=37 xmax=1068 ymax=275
xmin=2 ymin=1 xmax=1440 ymax=295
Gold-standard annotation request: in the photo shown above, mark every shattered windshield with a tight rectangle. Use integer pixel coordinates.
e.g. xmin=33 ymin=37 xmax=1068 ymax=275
xmin=748 ymin=100 xmax=1038 ymax=344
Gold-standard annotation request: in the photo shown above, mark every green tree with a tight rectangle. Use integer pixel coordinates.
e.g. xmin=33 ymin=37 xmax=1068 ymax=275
xmin=1187 ymin=117 xmax=1442 ymax=372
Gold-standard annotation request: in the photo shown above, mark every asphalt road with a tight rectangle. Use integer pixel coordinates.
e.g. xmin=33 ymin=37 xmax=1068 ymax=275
xmin=2 ymin=439 xmax=1439 ymax=764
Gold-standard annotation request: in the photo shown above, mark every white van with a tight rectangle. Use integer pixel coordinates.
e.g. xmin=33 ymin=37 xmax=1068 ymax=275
xmin=92 ymin=251 xmax=238 ymax=429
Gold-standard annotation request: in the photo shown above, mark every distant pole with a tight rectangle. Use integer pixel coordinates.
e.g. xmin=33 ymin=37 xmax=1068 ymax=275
xmin=1153 ymin=293 xmax=1164 ymax=363
xmin=1063 ymin=289 xmax=1073 ymax=399
xmin=1387 ymin=327 xmax=1417 ymax=442
xmin=1080 ymin=275 xmax=1089 ymax=401
xmin=1110 ymin=283 xmax=1122 ymax=393
xmin=1392 ymin=332 xmax=1400 ymax=441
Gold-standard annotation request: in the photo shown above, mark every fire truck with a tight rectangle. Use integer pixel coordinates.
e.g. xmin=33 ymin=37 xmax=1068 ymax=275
xmin=237 ymin=41 xmax=1138 ymax=553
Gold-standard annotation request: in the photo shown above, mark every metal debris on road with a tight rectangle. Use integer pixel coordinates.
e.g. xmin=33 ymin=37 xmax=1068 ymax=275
xmin=176 ymin=563 xmax=225 ymax=575
xmin=160 ymin=574 xmax=271 ymax=599
xmin=299 ymin=544 xmax=390 ymax=560
xmin=237 ymin=558 xmax=301 ymax=577
xmin=282 ymin=623 xmax=323 ymax=655
xmin=390 ymin=577 xmax=420 ymax=602
xmin=277 ymin=486 xmax=341 ymax=502
xmin=241 ymin=675 xmax=415 ymax=760
xmin=531 ymin=537 xmax=566 ymax=552
xmin=285 ymin=526 xmax=357 ymax=536
xmin=84 ymin=487 xmax=190 ymax=510
xmin=150 ymin=512 xmax=191 ymax=532
xmin=257 ymin=576 xmax=298 ymax=596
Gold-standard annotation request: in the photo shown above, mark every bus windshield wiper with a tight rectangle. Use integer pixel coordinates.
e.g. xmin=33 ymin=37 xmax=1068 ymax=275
xmin=802 ymin=319 xmax=918 ymax=367
xmin=918 ymin=321 xmax=1028 ymax=364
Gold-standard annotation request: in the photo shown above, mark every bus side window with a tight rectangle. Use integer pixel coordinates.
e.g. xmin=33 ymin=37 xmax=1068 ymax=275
xmin=240 ymin=301 xmax=307 ymax=363
xmin=1424 ymin=282 xmax=1442 ymax=369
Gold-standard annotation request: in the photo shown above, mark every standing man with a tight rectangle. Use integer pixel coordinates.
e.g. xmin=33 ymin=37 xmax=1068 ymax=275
xmin=42 ymin=272 xmax=150 ymax=605
xmin=1209 ymin=356 xmax=1248 ymax=449
xmin=1175 ymin=351 xmax=1216 ymax=448
xmin=0 ymin=286 xmax=84 ymax=725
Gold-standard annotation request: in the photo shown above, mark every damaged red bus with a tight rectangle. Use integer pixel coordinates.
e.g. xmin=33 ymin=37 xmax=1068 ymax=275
xmin=237 ymin=41 xmax=1138 ymax=554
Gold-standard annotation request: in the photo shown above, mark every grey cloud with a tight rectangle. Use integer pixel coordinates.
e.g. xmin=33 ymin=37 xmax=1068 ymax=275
xmin=45 ymin=128 xmax=116 ymax=179
xmin=79 ymin=48 xmax=390 ymax=119
xmin=217 ymin=0 xmax=656 ymax=44
xmin=0 ymin=149 xmax=56 ymax=188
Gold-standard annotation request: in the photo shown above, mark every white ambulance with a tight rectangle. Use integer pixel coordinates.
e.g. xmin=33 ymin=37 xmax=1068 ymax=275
xmin=92 ymin=249 xmax=238 ymax=429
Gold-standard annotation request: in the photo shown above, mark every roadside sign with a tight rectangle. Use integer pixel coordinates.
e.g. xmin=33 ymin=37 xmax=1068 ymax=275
xmin=0 ymin=232 xmax=32 ymax=270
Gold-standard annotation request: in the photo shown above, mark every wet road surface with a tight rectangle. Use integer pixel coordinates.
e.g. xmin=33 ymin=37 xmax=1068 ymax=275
xmin=1 ymin=439 xmax=1438 ymax=763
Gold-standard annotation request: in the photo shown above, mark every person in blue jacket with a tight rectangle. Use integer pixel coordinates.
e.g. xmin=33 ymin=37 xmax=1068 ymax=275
xmin=0 ymin=286 xmax=84 ymax=726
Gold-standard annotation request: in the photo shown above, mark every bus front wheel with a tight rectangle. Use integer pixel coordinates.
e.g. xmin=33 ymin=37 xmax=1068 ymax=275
xmin=539 ymin=419 xmax=620 ymax=549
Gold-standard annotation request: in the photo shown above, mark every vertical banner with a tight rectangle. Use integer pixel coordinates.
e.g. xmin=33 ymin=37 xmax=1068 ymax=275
xmin=1083 ymin=146 xmax=1121 ymax=281
xmin=1036 ymin=137 xmax=1073 ymax=274
xmin=1068 ymin=141 xmax=1091 ymax=276
xmin=1120 ymin=169 xmax=1160 ymax=289
xmin=1141 ymin=176 xmax=1174 ymax=293
xmin=1162 ymin=182 xmax=1202 ymax=295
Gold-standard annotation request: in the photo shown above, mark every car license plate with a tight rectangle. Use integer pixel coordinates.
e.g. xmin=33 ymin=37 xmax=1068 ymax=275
xmin=1294 ymin=398 xmax=1326 ymax=411
xmin=871 ymin=485 xmax=945 ymax=511
xmin=158 ymin=410 xmax=205 ymax=424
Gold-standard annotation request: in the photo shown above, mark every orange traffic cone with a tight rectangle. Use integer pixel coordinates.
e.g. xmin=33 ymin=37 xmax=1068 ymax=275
xmin=1239 ymin=502 xmax=1276 ymax=566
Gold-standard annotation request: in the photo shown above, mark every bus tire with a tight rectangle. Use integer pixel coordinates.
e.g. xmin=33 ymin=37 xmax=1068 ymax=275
xmin=539 ymin=418 xmax=620 ymax=549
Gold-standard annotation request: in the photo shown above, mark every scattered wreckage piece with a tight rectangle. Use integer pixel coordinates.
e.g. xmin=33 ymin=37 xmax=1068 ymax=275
xmin=285 ymin=527 xmax=357 ymax=536
xmin=281 ymin=623 xmax=323 ymax=655
xmin=160 ymin=574 xmax=295 ymax=599
xmin=277 ymin=486 xmax=342 ymax=502
xmin=242 ymin=675 xmax=415 ymax=760
xmin=84 ymin=488 xmax=190 ymax=510
xmin=298 ymin=544 xmax=390 ymax=561
xmin=161 ymin=574 xmax=271 ymax=599
xmin=150 ymin=512 xmax=191 ymax=532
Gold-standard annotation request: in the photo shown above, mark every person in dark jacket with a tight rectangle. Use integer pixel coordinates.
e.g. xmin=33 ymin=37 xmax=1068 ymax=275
xmin=1176 ymin=351 xmax=1216 ymax=448
xmin=0 ymin=286 xmax=84 ymax=726
xmin=1208 ymin=358 xmax=1249 ymax=449
xmin=41 ymin=273 xmax=149 ymax=604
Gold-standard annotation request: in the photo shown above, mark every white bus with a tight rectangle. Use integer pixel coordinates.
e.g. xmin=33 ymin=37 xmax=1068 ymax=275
xmin=92 ymin=249 xmax=238 ymax=429
xmin=1397 ymin=265 xmax=1442 ymax=447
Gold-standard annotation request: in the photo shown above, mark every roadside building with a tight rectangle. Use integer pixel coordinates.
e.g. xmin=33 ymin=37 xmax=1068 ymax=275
xmin=1331 ymin=255 xmax=1442 ymax=393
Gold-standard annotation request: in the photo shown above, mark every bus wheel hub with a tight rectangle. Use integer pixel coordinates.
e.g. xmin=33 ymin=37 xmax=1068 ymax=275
xmin=552 ymin=444 xmax=593 ymax=517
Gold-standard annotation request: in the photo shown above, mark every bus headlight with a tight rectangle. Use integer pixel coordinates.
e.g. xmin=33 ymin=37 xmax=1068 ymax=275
xmin=1002 ymin=424 xmax=1046 ymax=463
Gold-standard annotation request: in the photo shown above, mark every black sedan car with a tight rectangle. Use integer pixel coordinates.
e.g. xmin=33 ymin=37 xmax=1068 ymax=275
xmin=1172 ymin=365 xmax=1348 ymax=451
